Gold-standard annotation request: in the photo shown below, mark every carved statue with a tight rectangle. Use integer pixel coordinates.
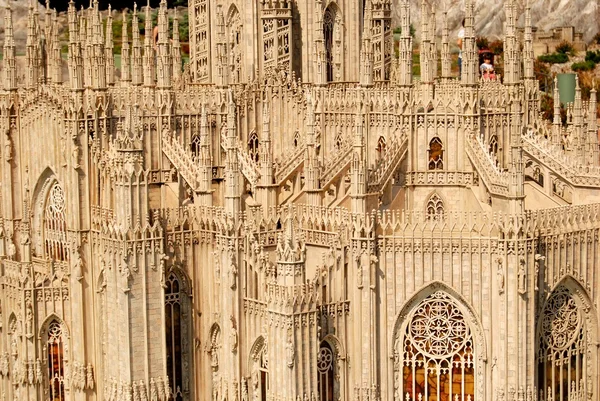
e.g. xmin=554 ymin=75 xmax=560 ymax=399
xmin=518 ymin=259 xmax=527 ymax=295
xmin=140 ymin=380 xmax=148 ymax=401
xmin=534 ymin=254 xmax=545 ymax=292
xmin=229 ymin=248 xmax=238 ymax=290
xmin=251 ymin=367 xmax=260 ymax=401
xmin=497 ymin=259 xmax=505 ymax=295
xmin=230 ymin=316 xmax=238 ymax=353
xmin=121 ymin=258 xmax=131 ymax=293
xmin=72 ymin=249 xmax=84 ymax=282
xmin=150 ymin=378 xmax=158 ymax=401
xmin=72 ymin=141 xmax=81 ymax=169
xmin=285 ymin=334 xmax=295 ymax=368
xmin=86 ymin=363 xmax=94 ymax=390
xmin=241 ymin=377 xmax=248 ymax=401
xmin=25 ymin=302 xmax=33 ymax=338
xmin=210 ymin=345 xmax=219 ymax=369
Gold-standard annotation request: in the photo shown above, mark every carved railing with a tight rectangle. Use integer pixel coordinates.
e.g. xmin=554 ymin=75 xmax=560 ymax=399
xmin=162 ymin=135 xmax=201 ymax=191
xmin=522 ymin=130 xmax=600 ymax=187
xmin=274 ymin=145 xmax=305 ymax=184
xmin=367 ymin=133 xmax=408 ymax=193
xmin=465 ymin=133 xmax=510 ymax=196
xmin=320 ymin=137 xmax=353 ymax=185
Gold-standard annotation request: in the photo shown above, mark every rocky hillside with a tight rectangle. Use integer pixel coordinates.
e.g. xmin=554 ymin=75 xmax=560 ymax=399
xmin=0 ymin=0 xmax=598 ymax=52
xmin=393 ymin=0 xmax=599 ymax=42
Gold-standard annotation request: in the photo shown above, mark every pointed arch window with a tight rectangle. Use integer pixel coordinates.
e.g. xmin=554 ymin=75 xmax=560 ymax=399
xmin=426 ymin=194 xmax=445 ymax=221
xmin=488 ymin=135 xmax=498 ymax=156
xmin=191 ymin=134 xmax=202 ymax=158
xmin=293 ymin=131 xmax=300 ymax=148
xmin=323 ymin=7 xmax=336 ymax=82
xmin=44 ymin=183 xmax=68 ymax=261
xmin=165 ymin=272 xmax=191 ymax=401
xmin=396 ymin=291 xmax=475 ymax=401
xmin=227 ymin=7 xmax=243 ymax=83
xmin=428 ymin=137 xmax=444 ymax=170
xmin=47 ymin=321 xmax=66 ymax=401
xmin=537 ymin=286 xmax=587 ymax=401
xmin=252 ymin=344 xmax=269 ymax=401
xmin=248 ymin=132 xmax=260 ymax=163
xmin=376 ymin=136 xmax=387 ymax=161
xmin=318 ymin=341 xmax=336 ymax=401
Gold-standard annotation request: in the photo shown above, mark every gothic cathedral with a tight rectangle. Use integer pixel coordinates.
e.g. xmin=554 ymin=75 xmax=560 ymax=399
xmin=0 ymin=1 xmax=599 ymax=401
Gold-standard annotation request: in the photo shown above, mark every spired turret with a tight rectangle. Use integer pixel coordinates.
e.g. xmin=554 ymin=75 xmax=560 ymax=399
xmin=131 ymin=3 xmax=143 ymax=86
xmin=143 ymin=0 xmax=155 ymax=87
xmin=3 ymin=2 xmax=17 ymax=91
xmin=156 ymin=0 xmax=171 ymax=89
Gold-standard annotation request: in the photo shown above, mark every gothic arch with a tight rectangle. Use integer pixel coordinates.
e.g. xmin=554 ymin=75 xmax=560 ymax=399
xmin=31 ymin=169 xmax=69 ymax=260
xmin=39 ymin=313 xmax=69 ymax=340
xmin=424 ymin=191 xmax=446 ymax=220
xmin=323 ymin=2 xmax=344 ymax=82
xmin=249 ymin=335 xmax=267 ymax=363
xmin=249 ymin=335 xmax=268 ymax=401
xmin=320 ymin=334 xmax=346 ymax=401
xmin=165 ymin=267 xmax=193 ymax=401
xmin=391 ymin=282 xmax=487 ymax=401
xmin=536 ymin=276 xmax=598 ymax=401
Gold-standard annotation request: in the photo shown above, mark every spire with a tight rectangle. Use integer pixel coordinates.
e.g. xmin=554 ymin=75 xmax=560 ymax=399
xmin=313 ymin=0 xmax=327 ymax=85
xmin=224 ymin=90 xmax=241 ymax=215
xmin=105 ymin=5 xmax=115 ymax=86
xmin=67 ymin=0 xmax=83 ymax=90
xmin=360 ymin=0 xmax=374 ymax=87
xmin=587 ymin=86 xmax=599 ymax=165
xmin=3 ymin=1 xmax=17 ymax=91
xmin=429 ymin=5 xmax=438 ymax=80
xmin=351 ymin=94 xmax=368 ymax=214
xmin=523 ymin=0 xmax=534 ymax=80
xmin=91 ymin=0 xmax=106 ymax=89
xmin=143 ymin=0 xmax=156 ymax=87
xmin=51 ymin=9 xmax=62 ymax=84
xmin=304 ymin=91 xmax=320 ymax=205
xmin=259 ymin=95 xmax=274 ymax=187
xmin=461 ymin=0 xmax=478 ymax=85
xmin=396 ymin=0 xmax=412 ymax=86
xmin=172 ymin=8 xmax=182 ymax=84
xmin=26 ymin=0 xmax=40 ymax=88
xmin=441 ymin=11 xmax=451 ymax=79
xmin=131 ymin=3 xmax=143 ymax=85
xmin=156 ymin=0 xmax=171 ymax=88
xmin=121 ymin=10 xmax=131 ymax=83
xmin=503 ymin=0 xmax=521 ymax=84
xmin=197 ymin=104 xmax=213 ymax=205
xmin=552 ymin=78 xmax=562 ymax=145
xmin=419 ymin=0 xmax=432 ymax=83
xmin=215 ymin=5 xmax=227 ymax=87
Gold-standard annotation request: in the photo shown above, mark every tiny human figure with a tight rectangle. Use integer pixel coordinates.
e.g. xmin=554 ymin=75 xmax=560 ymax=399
xmin=480 ymin=54 xmax=495 ymax=80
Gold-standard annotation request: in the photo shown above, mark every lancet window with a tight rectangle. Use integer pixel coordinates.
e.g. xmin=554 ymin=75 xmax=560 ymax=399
xmin=397 ymin=292 xmax=475 ymax=401
xmin=488 ymin=135 xmax=498 ymax=156
xmin=254 ymin=344 xmax=269 ymax=401
xmin=318 ymin=341 xmax=336 ymax=401
xmin=428 ymin=137 xmax=444 ymax=170
xmin=165 ymin=272 xmax=191 ymax=401
xmin=44 ymin=183 xmax=68 ymax=261
xmin=376 ymin=136 xmax=387 ymax=161
xmin=426 ymin=194 xmax=445 ymax=221
xmin=323 ymin=6 xmax=341 ymax=82
xmin=248 ymin=132 xmax=260 ymax=163
xmin=47 ymin=321 xmax=66 ymax=401
xmin=191 ymin=134 xmax=201 ymax=158
xmin=537 ymin=286 xmax=587 ymax=401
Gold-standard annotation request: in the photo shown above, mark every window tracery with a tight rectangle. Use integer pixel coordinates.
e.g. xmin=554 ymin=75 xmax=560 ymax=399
xmin=47 ymin=321 xmax=65 ymax=401
xmin=165 ymin=271 xmax=191 ymax=401
xmin=426 ymin=194 xmax=445 ymax=221
xmin=396 ymin=291 xmax=475 ymax=401
xmin=537 ymin=286 xmax=587 ymax=401
xmin=191 ymin=134 xmax=201 ymax=158
xmin=376 ymin=136 xmax=387 ymax=161
xmin=428 ymin=137 xmax=444 ymax=170
xmin=44 ymin=183 xmax=68 ymax=261
xmin=323 ymin=6 xmax=342 ymax=82
xmin=318 ymin=341 xmax=336 ymax=401
xmin=248 ymin=132 xmax=260 ymax=163
xmin=488 ymin=135 xmax=498 ymax=156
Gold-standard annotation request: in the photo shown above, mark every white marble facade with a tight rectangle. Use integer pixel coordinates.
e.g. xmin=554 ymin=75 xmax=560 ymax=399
xmin=0 ymin=1 xmax=598 ymax=401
